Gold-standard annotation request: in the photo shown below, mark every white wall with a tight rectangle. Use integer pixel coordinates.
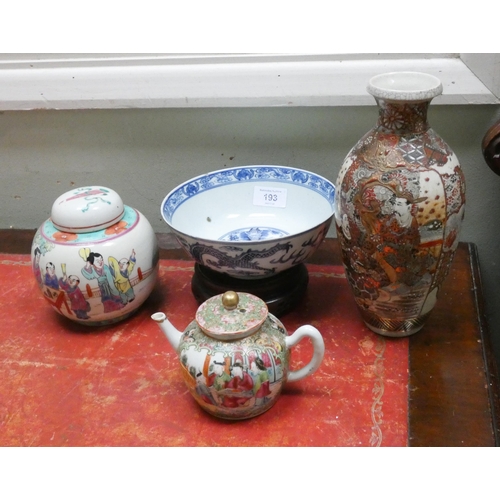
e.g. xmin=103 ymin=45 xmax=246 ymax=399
xmin=2 ymin=104 xmax=500 ymax=360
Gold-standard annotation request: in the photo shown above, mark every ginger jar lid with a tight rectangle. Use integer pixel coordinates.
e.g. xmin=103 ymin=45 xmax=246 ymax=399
xmin=50 ymin=186 xmax=125 ymax=234
xmin=195 ymin=291 xmax=268 ymax=340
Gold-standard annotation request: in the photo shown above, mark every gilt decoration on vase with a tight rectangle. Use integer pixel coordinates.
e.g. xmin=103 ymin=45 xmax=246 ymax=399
xmin=335 ymin=72 xmax=465 ymax=337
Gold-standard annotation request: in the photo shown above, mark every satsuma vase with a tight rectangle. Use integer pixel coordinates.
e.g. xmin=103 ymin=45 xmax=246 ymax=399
xmin=335 ymin=72 xmax=466 ymax=337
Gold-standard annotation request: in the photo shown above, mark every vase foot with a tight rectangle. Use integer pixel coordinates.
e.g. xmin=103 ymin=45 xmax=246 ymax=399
xmin=360 ymin=311 xmax=430 ymax=338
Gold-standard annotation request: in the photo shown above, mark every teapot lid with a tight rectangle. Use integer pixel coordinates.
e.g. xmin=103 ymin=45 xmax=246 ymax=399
xmin=195 ymin=291 xmax=268 ymax=340
xmin=50 ymin=186 xmax=125 ymax=233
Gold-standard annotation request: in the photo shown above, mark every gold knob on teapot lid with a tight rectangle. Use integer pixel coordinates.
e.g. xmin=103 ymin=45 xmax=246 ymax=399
xmin=221 ymin=291 xmax=239 ymax=310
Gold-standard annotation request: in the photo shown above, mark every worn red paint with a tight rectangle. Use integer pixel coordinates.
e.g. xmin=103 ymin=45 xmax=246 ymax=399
xmin=0 ymin=255 xmax=408 ymax=446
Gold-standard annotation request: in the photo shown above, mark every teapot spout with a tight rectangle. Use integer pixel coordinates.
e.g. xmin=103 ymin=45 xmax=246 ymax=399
xmin=151 ymin=312 xmax=182 ymax=351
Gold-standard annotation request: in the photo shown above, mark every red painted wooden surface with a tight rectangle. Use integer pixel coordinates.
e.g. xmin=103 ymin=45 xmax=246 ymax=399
xmin=0 ymin=255 xmax=408 ymax=447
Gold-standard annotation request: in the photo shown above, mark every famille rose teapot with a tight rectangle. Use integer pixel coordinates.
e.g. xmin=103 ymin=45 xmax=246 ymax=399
xmin=152 ymin=290 xmax=325 ymax=420
xmin=31 ymin=186 xmax=159 ymax=326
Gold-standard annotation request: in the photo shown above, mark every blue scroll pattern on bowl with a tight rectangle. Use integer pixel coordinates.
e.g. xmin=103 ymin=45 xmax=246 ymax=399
xmin=162 ymin=166 xmax=336 ymax=222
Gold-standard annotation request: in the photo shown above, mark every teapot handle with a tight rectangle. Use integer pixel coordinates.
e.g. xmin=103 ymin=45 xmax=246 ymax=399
xmin=285 ymin=325 xmax=325 ymax=382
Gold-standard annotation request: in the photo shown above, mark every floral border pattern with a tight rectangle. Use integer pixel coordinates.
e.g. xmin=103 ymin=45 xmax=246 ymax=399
xmin=162 ymin=166 xmax=336 ymax=222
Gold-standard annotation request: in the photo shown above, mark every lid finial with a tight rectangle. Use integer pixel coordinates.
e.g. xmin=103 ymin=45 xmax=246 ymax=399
xmin=222 ymin=291 xmax=239 ymax=310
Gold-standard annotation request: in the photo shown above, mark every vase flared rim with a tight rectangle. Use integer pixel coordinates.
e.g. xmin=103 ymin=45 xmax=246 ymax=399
xmin=367 ymin=72 xmax=443 ymax=102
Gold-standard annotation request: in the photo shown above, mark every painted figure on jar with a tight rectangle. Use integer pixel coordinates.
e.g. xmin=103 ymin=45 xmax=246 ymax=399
xmin=32 ymin=247 xmax=43 ymax=286
xmin=58 ymin=273 xmax=91 ymax=320
xmin=109 ymin=249 xmax=136 ymax=304
xmin=81 ymin=249 xmax=123 ymax=313
xmin=44 ymin=262 xmax=59 ymax=289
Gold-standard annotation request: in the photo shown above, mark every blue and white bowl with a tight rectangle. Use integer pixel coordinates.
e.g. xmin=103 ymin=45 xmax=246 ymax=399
xmin=161 ymin=165 xmax=335 ymax=279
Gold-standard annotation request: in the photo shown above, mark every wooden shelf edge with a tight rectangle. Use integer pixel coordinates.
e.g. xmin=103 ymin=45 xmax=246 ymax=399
xmin=468 ymin=242 xmax=500 ymax=446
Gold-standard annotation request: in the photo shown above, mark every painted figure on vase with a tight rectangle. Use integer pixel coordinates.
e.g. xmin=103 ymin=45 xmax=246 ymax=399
xmin=339 ymin=171 xmax=443 ymax=318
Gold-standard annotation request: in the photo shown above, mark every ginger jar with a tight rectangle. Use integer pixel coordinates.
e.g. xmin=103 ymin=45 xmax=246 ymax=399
xmin=31 ymin=186 xmax=159 ymax=326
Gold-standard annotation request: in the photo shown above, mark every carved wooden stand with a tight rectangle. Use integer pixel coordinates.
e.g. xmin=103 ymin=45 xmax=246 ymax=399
xmin=191 ymin=263 xmax=309 ymax=317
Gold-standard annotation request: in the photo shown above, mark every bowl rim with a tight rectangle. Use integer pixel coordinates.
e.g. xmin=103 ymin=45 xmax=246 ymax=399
xmin=160 ymin=165 xmax=336 ymax=237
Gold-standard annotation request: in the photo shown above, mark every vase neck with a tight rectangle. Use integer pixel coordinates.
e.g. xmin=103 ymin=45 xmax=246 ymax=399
xmin=374 ymin=98 xmax=431 ymax=135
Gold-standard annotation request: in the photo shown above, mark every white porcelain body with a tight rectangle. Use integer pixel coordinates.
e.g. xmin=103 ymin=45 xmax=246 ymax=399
xmin=161 ymin=165 xmax=336 ymax=278
xmin=31 ymin=205 xmax=159 ymax=326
